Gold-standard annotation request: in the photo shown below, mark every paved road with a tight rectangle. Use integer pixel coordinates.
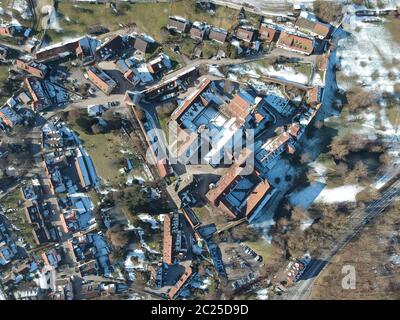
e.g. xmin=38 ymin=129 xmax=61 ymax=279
xmin=282 ymin=178 xmax=400 ymax=300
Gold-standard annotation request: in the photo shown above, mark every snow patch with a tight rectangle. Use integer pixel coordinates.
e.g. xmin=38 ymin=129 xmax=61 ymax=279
xmin=289 ymin=182 xmax=326 ymax=209
xmin=315 ymin=185 xmax=364 ymax=204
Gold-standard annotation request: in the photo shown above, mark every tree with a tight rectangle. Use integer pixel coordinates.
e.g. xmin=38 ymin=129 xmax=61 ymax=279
xmin=313 ymin=0 xmax=343 ymax=23
xmin=336 ymin=162 xmax=349 ymax=179
xmin=106 ymin=224 xmax=131 ymax=249
xmin=91 ymin=123 xmax=103 ymax=134
xmin=231 ymin=224 xmax=260 ymax=242
xmin=379 ymin=153 xmax=393 ymax=168
xmin=353 ymin=160 xmax=368 ymax=181
xmin=102 ymin=109 xmax=121 ymax=130
xmin=306 ymin=169 xmax=318 ymax=184
xmin=346 ymin=88 xmax=376 ymax=112
xmin=291 ymin=206 xmax=307 ymax=223
xmin=329 ymin=137 xmax=349 ymax=160
xmin=112 ymin=185 xmax=147 ymax=212
xmin=198 ymin=64 xmax=209 ymax=76
xmin=68 ymin=109 xmax=81 ymax=122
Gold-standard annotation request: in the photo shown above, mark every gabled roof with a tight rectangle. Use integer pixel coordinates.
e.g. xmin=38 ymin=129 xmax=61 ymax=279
xmin=163 ymin=215 xmax=173 ymax=265
xmin=171 ymin=78 xmax=212 ymax=121
xmin=295 ymin=17 xmax=330 ymax=39
xmin=277 ymin=32 xmax=314 ymax=55
xmin=244 ymin=180 xmax=271 ymax=217
xmin=258 ymin=24 xmax=278 ymax=42
xmin=236 ymin=26 xmax=256 ymax=42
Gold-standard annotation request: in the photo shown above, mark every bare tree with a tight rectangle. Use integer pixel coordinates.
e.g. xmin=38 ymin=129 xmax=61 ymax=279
xmin=291 ymin=206 xmax=307 ymax=223
xmin=106 ymin=224 xmax=131 ymax=249
xmin=91 ymin=123 xmax=103 ymax=134
xmin=329 ymin=137 xmax=349 ymax=160
xmin=336 ymin=162 xmax=349 ymax=179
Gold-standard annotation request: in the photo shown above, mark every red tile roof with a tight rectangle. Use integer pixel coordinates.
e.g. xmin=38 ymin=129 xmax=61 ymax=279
xmin=244 ymin=180 xmax=271 ymax=217
xmin=168 ymin=267 xmax=193 ymax=299
xmin=259 ymin=25 xmax=278 ymax=42
xmin=205 ymin=164 xmax=249 ymax=205
xmin=236 ymin=27 xmax=256 ymax=42
xmin=163 ymin=215 xmax=173 ymax=265
xmin=171 ymin=78 xmax=211 ymax=121
xmin=277 ymin=32 xmax=314 ymax=55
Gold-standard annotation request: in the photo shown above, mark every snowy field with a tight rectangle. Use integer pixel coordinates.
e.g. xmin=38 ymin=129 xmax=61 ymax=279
xmin=228 ymin=62 xmax=310 ymax=85
xmin=338 ymin=11 xmax=400 ymax=94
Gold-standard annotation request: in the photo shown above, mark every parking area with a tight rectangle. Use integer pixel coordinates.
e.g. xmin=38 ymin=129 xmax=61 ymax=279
xmin=219 ymin=242 xmax=264 ymax=287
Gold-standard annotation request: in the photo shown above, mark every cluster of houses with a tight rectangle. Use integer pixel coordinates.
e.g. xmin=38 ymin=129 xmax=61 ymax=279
xmin=0 ymin=217 xmax=18 ymax=267
xmin=166 ymin=9 xmax=331 ymax=58
xmin=67 ymin=232 xmax=112 ymax=277
xmin=41 ymin=121 xmax=99 ymax=230
xmin=123 ymin=53 xmax=172 ymax=86
xmin=0 ymin=57 xmax=71 ymax=130
xmin=0 ymin=22 xmax=32 ymax=39
xmin=159 ymin=210 xmax=201 ymax=300
xmin=23 ymin=179 xmax=61 ymax=246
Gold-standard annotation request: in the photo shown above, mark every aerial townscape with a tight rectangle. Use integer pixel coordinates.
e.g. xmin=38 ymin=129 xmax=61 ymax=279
xmin=0 ymin=0 xmax=400 ymax=302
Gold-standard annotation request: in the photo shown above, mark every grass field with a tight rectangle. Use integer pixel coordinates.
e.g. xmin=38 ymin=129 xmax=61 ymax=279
xmin=68 ymin=120 xmax=140 ymax=187
xmin=385 ymin=16 xmax=400 ymax=46
xmin=244 ymin=238 xmax=275 ymax=264
xmin=53 ymin=1 xmax=241 ymax=43
xmin=156 ymin=108 xmax=172 ymax=141
xmin=0 ymin=65 xmax=10 ymax=105
xmin=1 ymin=188 xmax=37 ymax=249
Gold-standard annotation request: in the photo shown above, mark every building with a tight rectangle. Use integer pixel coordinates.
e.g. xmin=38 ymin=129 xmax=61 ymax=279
xmin=171 ymin=77 xmax=212 ymax=122
xmin=286 ymin=260 xmax=307 ymax=285
xmin=80 ymin=281 xmax=101 ymax=300
xmin=35 ymin=36 xmax=99 ymax=64
xmin=208 ymin=27 xmax=228 ymax=44
xmin=0 ymin=45 xmax=9 ymax=61
xmin=205 ymin=162 xmax=275 ymax=220
xmin=167 ymin=16 xmax=190 ymax=33
xmin=276 ymin=32 xmax=314 ymax=55
xmin=24 ymin=77 xmax=52 ymax=111
xmin=134 ymin=34 xmax=156 ymax=53
xmin=236 ymin=26 xmax=257 ymax=42
xmin=0 ymin=107 xmax=23 ymax=128
xmin=87 ymin=66 xmax=117 ymax=95
xmin=163 ymin=215 xmax=173 ymax=265
xmin=256 ymin=131 xmax=296 ymax=169
xmin=0 ymin=24 xmax=12 ymax=37
xmin=15 ymin=59 xmax=48 ymax=78
xmin=0 ymin=24 xmax=29 ymax=38
xmin=96 ymin=35 xmax=124 ymax=60
xmin=294 ymin=13 xmax=331 ymax=40
xmin=171 ymin=78 xmax=266 ymax=166
xmin=42 ymin=248 xmax=62 ymax=268
xmin=307 ymin=85 xmax=323 ymax=106
xmin=168 ymin=267 xmax=193 ymax=300
xmin=258 ymin=23 xmax=279 ymax=43
xmin=181 ymin=206 xmax=201 ymax=230
xmin=142 ymin=66 xmax=198 ymax=101
xmin=190 ymin=22 xmax=209 ymax=41
xmin=146 ymin=53 xmax=172 ymax=76
xmin=49 ymin=278 xmax=74 ymax=300
xmin=74 ymin=147 xmax=100 ymax=189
